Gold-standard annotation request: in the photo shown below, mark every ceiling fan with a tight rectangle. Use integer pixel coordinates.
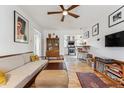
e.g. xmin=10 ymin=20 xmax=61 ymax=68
xmin=47 ymin=5 xmax=80 ymax=22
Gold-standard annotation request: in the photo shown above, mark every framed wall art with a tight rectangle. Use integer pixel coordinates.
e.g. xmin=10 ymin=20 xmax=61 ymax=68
xmin=83 ymin=31 xmax=89 ymax=39
xmin=14 ymin=10 xmax=29 ymax=43
xmin=92 ymin=23 xmax=99 ymax=36
xmin=109 ymin=6 xmax=124 ymax=27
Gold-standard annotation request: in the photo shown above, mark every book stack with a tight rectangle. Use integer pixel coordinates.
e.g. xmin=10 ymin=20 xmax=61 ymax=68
xmin=106 ymin=64 xmax=123 ymax=81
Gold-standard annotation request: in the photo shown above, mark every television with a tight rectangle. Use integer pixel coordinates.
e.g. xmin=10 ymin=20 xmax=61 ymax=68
xmin=105 ymin=31 xmax=124 ymax=47
xmin=68 ymin=41 xmax=75 ymax=45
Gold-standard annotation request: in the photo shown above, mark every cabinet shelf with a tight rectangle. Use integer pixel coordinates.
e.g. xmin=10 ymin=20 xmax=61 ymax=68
xmin=106 ymin=64 xmax=122 ymax=71
xmin=106 ymin=69 xmax=122 ymax=78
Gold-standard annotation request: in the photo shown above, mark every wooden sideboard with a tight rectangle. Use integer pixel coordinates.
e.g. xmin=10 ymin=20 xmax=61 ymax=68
xmin=105 ymin=60 xmax=124 ymax=85
xmin=94 ymin=56 xmax=124 ymax=85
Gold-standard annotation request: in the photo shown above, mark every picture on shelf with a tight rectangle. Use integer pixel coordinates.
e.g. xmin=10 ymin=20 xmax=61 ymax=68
xmin=14 ymin=11 xmax=29 ymax=43
xmin=109 ymin=6 xmax=124 ymax=27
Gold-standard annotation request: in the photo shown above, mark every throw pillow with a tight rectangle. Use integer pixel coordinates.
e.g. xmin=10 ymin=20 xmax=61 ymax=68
xmin=30 ymin=55 xmax=36 ymax=62
xmin=0 ymin=71 xmax=7 ymax=85
xmin=35 ymin=55 xmax=39 ymax=61
xmin=30 ymin=55 xmax=40 ymax=62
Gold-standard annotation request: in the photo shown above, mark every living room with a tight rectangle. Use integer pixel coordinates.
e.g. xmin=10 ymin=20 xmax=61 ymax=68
xmin=0 ymin=0 xmax=124 ymax=93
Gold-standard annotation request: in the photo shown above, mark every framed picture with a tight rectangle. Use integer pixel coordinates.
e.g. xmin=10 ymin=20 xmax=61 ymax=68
xmin=92 ymin=23 xmax=99 ymax=36
xmin=14 ymin=11 xmax=29 ymax=43
xmin=109 ymin=6 xmax=124 ymax=27
xmin=83 ymin=31 xmax=89 ymax=39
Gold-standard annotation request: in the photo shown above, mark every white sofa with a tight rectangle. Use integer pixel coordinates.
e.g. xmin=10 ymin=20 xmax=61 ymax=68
xmin=0 ymin=53 xmax=48 ymax=88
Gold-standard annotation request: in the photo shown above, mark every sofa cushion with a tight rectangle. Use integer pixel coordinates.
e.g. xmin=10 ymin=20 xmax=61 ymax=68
xmin=0 ymin=55 xmax=25 ymax=73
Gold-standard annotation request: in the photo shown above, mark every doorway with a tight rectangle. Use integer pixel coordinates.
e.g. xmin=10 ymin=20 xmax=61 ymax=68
xmin=33 ymin=29 xmax=42 ymax=56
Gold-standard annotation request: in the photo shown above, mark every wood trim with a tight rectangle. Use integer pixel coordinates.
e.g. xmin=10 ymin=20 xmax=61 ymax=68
xmin=94 ymin=56 xmax=124 ymax=64
xmin=113 ymin=60 xmax=124 ymax=64
xmin=122 ymin=65 xmax=124 ymax=78
xmin=0 ymin=51 xmax=33 ymax=58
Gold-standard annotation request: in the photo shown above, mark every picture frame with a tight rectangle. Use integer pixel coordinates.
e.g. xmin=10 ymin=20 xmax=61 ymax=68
xmin=83 ymin=31 xmax=89 ymax=39
xmin=14 ymin=10 xmax=29 ymax=43
xmin=92 ymin=23 xmax=99 ymax=36
xmin=108 ymin=6 xmax=124 ymax=27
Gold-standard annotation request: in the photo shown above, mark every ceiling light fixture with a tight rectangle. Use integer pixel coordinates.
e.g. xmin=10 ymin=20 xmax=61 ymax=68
xmin=47 ymin=5 xmax=80 ymax=22
xmin=63 ymin=11 xmax=68 ymax=15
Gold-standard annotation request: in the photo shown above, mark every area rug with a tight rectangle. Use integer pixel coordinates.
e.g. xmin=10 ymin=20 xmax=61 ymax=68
xmin=76 ymin=72 xmax=108 ymax=88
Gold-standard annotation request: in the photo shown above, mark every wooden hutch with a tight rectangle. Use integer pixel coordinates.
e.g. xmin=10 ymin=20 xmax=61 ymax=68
xmin=46 ymin=34 xmax=59 ymax=57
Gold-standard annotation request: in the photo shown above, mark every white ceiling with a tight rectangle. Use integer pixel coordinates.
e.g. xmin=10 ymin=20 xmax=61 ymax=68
xmin=20 ymin=5 xmax=117 ymax=30
xmin=20 ymin=5 xmax=86 ymax=30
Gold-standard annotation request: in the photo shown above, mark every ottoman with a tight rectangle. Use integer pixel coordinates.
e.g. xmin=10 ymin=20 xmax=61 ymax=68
xmin=35 ymin=70 xmax=69 ymax=88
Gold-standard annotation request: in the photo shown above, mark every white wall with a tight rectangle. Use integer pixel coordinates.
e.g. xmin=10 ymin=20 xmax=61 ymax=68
xmin=82 ymin=5 xmax=124 ymax=61
xmin=43 ymin=29 xmax=83 ymax=56
xmin=0 ymin=5 xmax=42 ymax=56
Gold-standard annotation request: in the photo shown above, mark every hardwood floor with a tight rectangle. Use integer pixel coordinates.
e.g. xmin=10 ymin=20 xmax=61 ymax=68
xmin=64 ymin=56 xmax=123 ymax=88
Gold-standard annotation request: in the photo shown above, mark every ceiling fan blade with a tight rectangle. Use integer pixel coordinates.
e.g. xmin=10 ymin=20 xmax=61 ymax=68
xmin=59 ymin=5 xmax=65 ymax=11
xmin=68 ymin=12 xmax=80 ymax=18
xmin=48 ymin=11 xmax=62 ymax=15
xmin=61 ymin=15 xmax=65 ymax=22
xmin=67 ymin=5 xmax=79 ymax=11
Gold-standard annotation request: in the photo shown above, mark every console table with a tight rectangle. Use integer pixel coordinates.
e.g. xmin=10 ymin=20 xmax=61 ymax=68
xmin=94 ymin=56 xmax=124 ymax=86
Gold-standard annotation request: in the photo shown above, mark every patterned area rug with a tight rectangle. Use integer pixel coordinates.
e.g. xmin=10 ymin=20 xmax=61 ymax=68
xmin=76 ymin=72 xmax=108 ymax=88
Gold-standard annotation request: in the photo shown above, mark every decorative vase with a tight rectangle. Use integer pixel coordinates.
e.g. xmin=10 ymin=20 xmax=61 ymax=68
xmin=53 ymin=33 xmax=55 ymax=38
xmin=56 ymin=35 xmax=58 ymax=38
xmin=48 ymin=34 xmax=51 ymax=38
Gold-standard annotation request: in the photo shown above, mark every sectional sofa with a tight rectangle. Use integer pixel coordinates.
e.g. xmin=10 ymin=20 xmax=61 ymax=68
xmin=0 ymin=52 xmax=48 ymax=88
